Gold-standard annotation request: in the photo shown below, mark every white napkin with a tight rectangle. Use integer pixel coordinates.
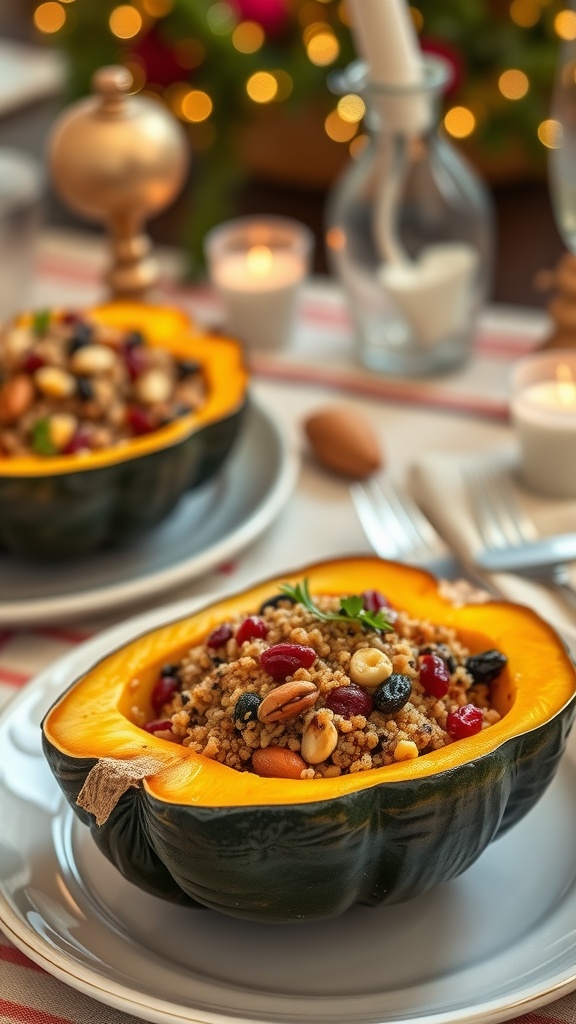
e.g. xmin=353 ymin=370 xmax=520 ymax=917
xmin=410 ymin=445 xmax=576 ymax=638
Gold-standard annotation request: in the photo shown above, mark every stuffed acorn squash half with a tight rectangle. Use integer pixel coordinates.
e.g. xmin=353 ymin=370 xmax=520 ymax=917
xmin=41 ymin=557 xmax=576 ymax=922
xmin=0 ymin=302 xmax=247 ymax=559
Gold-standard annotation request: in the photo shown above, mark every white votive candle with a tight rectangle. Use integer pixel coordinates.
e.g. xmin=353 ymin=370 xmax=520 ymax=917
xmin=205 ymin=217 xmax=313 ymax=351
xmin=510 ymin=353 xmax=576 ymax=498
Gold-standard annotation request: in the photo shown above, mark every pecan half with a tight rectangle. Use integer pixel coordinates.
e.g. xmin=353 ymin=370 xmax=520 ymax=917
xmin=257 ymin=680 xmax=318 ymax=724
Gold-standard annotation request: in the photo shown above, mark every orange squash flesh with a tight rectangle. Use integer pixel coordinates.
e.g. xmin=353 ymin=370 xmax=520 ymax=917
xmin=41 ymin=557 xmax=576 ymax=920
xmin=44 ymin=557 xmax=576 ymax=807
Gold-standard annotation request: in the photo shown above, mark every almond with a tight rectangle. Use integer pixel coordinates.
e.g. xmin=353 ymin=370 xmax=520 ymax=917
xmin=252 ymin=746 xmax=307 ymax=779
xmin=304 ymin=405 xmax=383 ymax=480
xmin=0 ymin=374 xmax=35 ymax=425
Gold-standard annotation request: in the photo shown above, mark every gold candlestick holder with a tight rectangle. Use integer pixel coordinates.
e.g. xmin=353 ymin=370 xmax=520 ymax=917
xmin=48 ymin=65 xmax=189 ymax=301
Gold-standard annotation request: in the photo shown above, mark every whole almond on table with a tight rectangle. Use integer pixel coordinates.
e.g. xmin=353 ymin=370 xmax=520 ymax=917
xmin=304 ymin=405 xmax=383 ymax=480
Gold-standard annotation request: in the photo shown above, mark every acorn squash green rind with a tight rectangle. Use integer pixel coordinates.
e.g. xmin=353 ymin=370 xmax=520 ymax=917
xmin=0 ymin=302 xmax=248 ymax=560
xmin=0 ymin=403 xmax=245 ymax=559
xmin=40 ymin=556 xmax=576 ymax=922
xmin=42 ymin=708 xmax=576 ymax=921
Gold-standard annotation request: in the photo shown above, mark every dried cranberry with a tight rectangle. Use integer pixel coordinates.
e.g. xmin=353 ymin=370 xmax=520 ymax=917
xmin=420 ymin=643 xmax=456 ymax=674
xmin=260 ymin=643 xmax=317 ymax=681
xmin=62 ymin=429 xmax=92 ymax=454
xmin=143 ymin=719 xmax=173 ymax=734
xmin=233 ymin=692 xmax=262 ymax=724
xmin=362 ymin=589 xmax=390 ymax=612
xmin=446 ymin=704 xmax=483 ymax=739
xmin=373 ymin=674 xmax=412 ymax=714
xmin=22 ymin=353 xmax=45 ymax=374
xmin=419 ymin=653 xmax=450 ymax=698
xmin=325 ymin=684 xmax=373 ymax=719
xmin=61 ymin=310 xmax=81 ymax=325
xmin=123 ymin=344 xmax=148 ymax=380
xmin=236 ymin=616 xmax=268 ymax=644
xmin=206 ymin=624 xmax=233 ymax=649
xmin=126 ymin=405 xmax=156 ymax=436
xmin=151 ymin=675 xmax=179 ymax=715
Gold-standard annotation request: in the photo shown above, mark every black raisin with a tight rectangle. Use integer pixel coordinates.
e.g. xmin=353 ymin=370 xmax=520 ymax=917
xmin=258 ymin=593 xmax=297 ymax=614
xmin=125 ymin=329 xmax=144 ymax=347
xmin=76 ymin=376 xmax=94 ymax=401
xmin=68 ymin=322 xmax=93 ymax=352
xmin=373 ymin=674 xmax=412 ymax=714
xmin=465 ymin=649 xmax=507 ymax=684
xmin=233 ymin=692 xmax=262 ymax=725
xmin=161 ymin=663 xmax=179 ymax=678
xmin=176 ymin=358 xmax=202 ymax=378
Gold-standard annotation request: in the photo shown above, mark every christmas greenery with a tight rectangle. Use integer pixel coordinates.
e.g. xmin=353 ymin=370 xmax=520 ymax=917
xmin=42 ymin=0 xmax=566 ymax=264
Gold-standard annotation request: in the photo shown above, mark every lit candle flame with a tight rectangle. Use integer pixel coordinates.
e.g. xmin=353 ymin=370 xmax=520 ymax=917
xmin=556 ymin=363 xmax=576 ymax=407
xmin=246 ymin=245 xmax=273 ymax=277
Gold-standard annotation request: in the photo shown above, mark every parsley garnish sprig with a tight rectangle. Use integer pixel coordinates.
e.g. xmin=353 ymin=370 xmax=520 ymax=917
xmin=280 ymin=579 xmax=393 ymax=633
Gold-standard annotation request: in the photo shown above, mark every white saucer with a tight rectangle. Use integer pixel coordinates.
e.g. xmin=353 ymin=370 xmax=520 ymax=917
xmin=1 ymin=603 xmax=576 ymax=1024
xmin=0 ymin=401 xmax=298 ymax=626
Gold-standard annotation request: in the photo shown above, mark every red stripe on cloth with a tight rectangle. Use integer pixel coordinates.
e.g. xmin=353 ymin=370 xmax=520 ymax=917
xmin=0 ymin=631 xmax=15 ymax=652
xmin=36 ymin=627 xmax=94 ymax=645
xmin=0 ymin=999 xmax=75 ymax=1024
xmin=250 ymin=358 xmax=510 ymax=421
xmin=36 ymin=255 xmax=100 ymax=286
xmin=475 ymin=330 xmax=538 ymax=358
xmin=0 ymin=668 xmax=31 ymax=686
xmin=0 ymin=944 xmax=45 ymax=973
xmin=512 ymin=1014 xmax=567 ymax=1024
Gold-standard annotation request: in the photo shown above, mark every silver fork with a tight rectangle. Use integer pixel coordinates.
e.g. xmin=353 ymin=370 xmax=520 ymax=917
xmin=350 ymin=476 xmax=465 ymax=580
xmin=466 ymin=463 xmax=576 ymax=606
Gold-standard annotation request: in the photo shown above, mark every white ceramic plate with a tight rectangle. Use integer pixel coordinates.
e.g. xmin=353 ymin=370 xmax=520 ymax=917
xmin=0 ymin=401 xmax=298 ymax=626
xmin=1 ymin=599 xmax=576 ymax=1024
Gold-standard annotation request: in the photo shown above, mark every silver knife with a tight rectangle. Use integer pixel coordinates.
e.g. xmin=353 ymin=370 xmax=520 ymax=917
xmin=474 ymin=534 xmax=576 ymax=574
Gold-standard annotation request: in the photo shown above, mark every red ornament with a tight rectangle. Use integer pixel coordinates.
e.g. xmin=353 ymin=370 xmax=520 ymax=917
xmin=132 ymin=28 xmax=184 ymax=87
xmin=421 ymin=37 xmax=464 ymax=98
xmin=232 ymin=0 xmax=288 ymax=36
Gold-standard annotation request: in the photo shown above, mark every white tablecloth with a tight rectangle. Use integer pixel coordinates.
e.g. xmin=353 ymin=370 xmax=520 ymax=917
xmin=2 ymin=230 xmax=574 ymax=1024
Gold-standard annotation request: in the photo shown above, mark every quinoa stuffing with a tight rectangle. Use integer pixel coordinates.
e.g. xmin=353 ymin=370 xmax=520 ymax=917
xmin=137 ymin=582 xmax=506 ymax=780
xmin=0 ymin=308 xmax=206 ymax=456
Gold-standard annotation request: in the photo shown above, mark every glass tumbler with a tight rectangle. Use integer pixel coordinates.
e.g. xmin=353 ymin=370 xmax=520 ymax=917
xmin=0 ymin=148 xmax=43 ymax=323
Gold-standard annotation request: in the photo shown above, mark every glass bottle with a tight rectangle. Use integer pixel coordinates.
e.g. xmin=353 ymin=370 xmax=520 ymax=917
xmin=325 ymin=55 xmax=494 ymax=376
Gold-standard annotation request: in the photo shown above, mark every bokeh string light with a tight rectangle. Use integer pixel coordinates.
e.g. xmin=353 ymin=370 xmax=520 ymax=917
xmin=29 ymin=0 xmax=576 ymax=256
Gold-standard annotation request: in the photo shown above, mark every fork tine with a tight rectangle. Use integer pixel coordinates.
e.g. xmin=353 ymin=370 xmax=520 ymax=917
xmin=349 ymin=482 xmax=399 ymax=559
xmin=466 ymin=465 xmax=538 ymax=549
xmin=374 ymin=478 xmax=440 ymax=555
xmin=352 ymin=477 xmax=443 ymax=564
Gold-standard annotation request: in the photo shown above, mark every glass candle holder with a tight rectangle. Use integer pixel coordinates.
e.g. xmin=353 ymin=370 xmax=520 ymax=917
xmin=510 ymin=351 xmax=576 ymax=499
xmin=325 ymin=55 xmax=494 ymax=377
xmin=0 ymin=149 xmax=43 ymax=322
xmin=204 ymin=215 xmax=314 ymax=351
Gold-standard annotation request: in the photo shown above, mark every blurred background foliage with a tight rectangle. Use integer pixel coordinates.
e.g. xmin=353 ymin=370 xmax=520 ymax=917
xmin=32 ymin=0 xmax=568 ymax=267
